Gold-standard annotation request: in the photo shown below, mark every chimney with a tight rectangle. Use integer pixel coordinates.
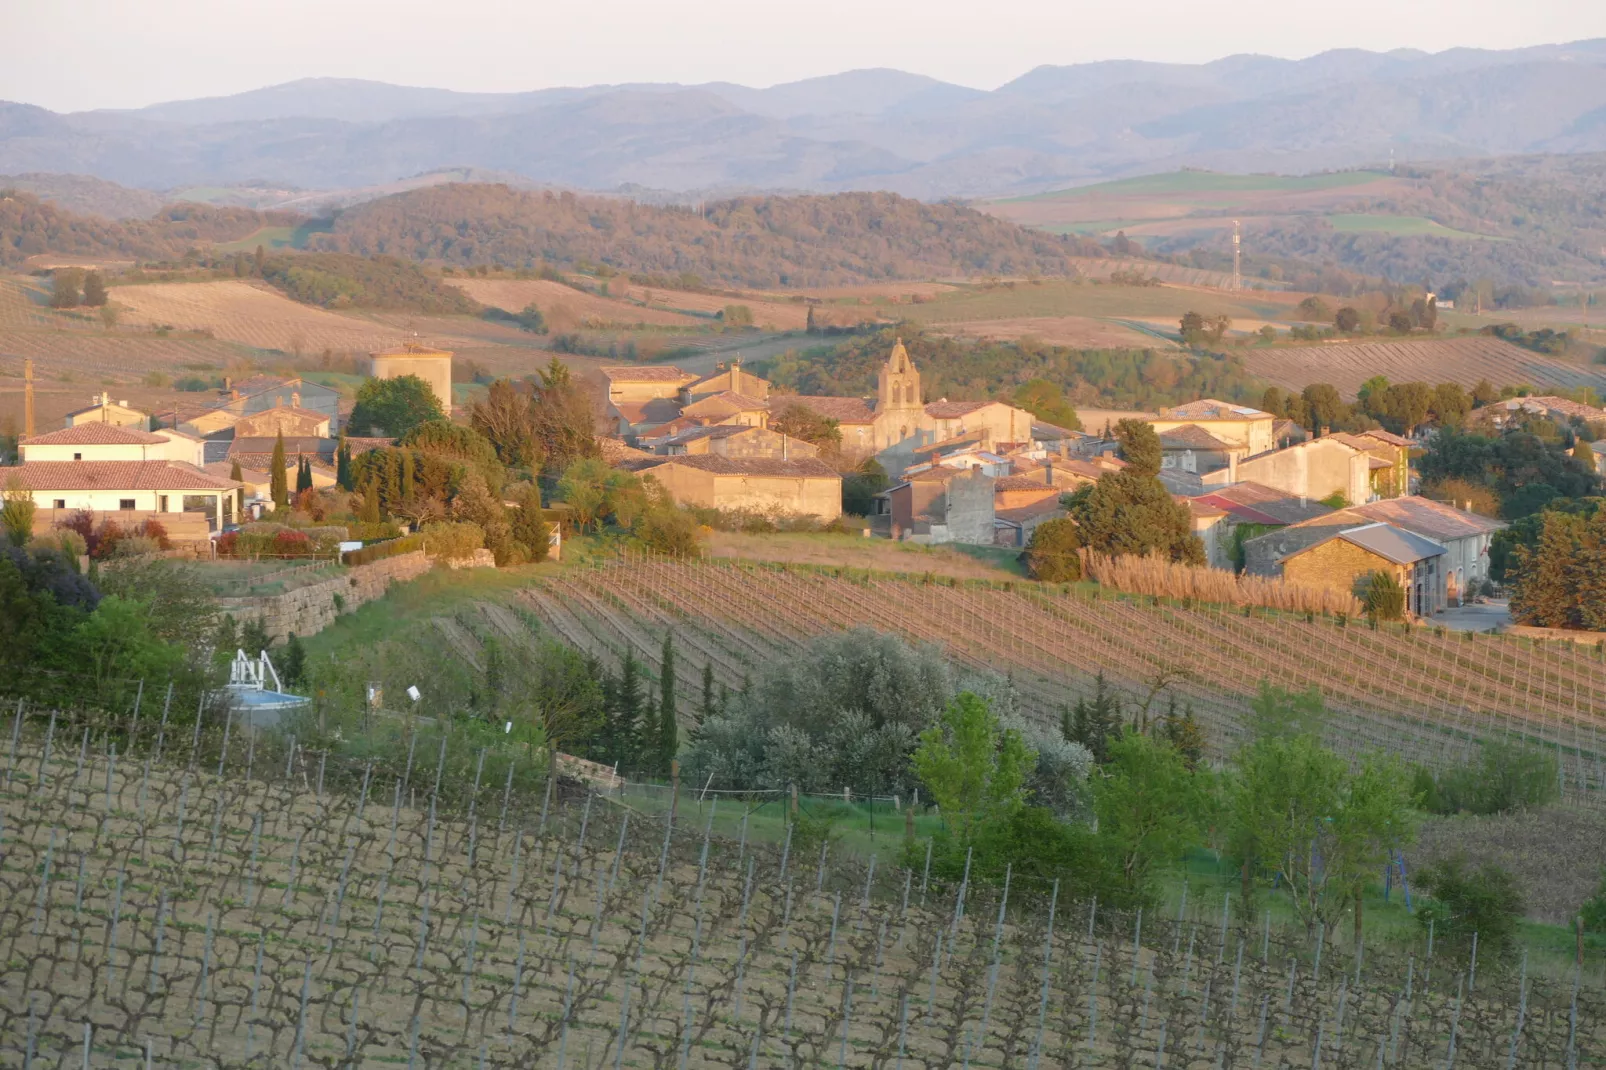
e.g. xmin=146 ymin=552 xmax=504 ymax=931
xmin=1227 ymin=452 xmax=1238 ymax=483
xmin=291 ymin=391 xmax=301 ymax=410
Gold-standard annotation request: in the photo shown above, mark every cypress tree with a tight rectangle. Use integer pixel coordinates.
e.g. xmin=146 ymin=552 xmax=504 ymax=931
xmin=335 ymin=435 xmax=352 ymax=490
xmin=612 ymin=652 xmax=642 ymax=768
xmin=659 ymin=632 xmax=678 ymax=770
xmin=359 ymin=480 xmax=381 ymax=524
xmin=400 ymin=449 xmax=415 ymax=500
xmin=269 ymin=431 xmax=288 ymax=511
xmin=295 ymin=455 xmax=312 ymax=494
xmin=699 ymin=661 xmax=716 ymax=724
xmin=1065 ymin=670 xmax=1121 ymax=763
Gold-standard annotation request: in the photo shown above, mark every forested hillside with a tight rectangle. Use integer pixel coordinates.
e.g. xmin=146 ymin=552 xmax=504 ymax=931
xmin=758 ymin=327 xmax=1264 ymax=412
xmin=309 ymin=185 xmax=1112 ymax=286
xmin=0 ymin=190 xmax=280 ymax=266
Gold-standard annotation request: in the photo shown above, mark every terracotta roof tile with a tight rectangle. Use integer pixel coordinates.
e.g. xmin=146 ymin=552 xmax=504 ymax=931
xmin=1158 ymin=424 xmax=1234 ymax=450
xmin=769 ymin=395 xmax=877 ymax=424
xmin=924 ymin=400 xmax=990 ymax=418
xmin=1346 ymin=496 xmax=1504 ymax=540
xmin=636 ymin=455 xmax=840 ymax=478
xmin=22 ymin=424 xmax=165 ymax=446
xmin=1159 ymin=399 xmax=1269 ymax=420
xmin=10 ymin=460 xmax=241 ymax=492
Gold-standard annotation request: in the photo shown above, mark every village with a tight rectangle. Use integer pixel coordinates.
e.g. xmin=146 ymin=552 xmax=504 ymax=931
xmin=7 ymin=333 xmax=1552 ymax=624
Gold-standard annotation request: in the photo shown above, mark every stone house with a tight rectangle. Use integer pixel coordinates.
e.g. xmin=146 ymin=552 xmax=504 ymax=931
xmin=1243 ymin=495 xmax=1503 ymax=605
xmin=652 ymin=423 xmax=819 ymax=461
xmin=1280 ymin=522 xmax=1447 ymax=617
xmin=679 ymin=391 xmax=770 ymax=427
xmin=182 ymin=377 xmax=343 ymax=439
xmin=682 ymin=362 xmax=770 ymax=403
xmin=1158 ymin=424 xmax=1246 ymax=475
xmin=1201 ymin=437 xmax=1370 ymax=507
xmin=63 ymin=393 xmax=149 ymax=430
xmin=1183 ymin=497 xmax=1230 ymax=566
xmin=1191 ymin=481 xmax=1334 ymax=570
xmin=1328 ymin=432 xmax=1409 ymax=498
xmin=233 ymin=404 xmax=332 ymax=440
xmin=1150 ymin=399 xmax=1276 ymax=456
xmin=1470 ymin=395 xmax=1606 ymax=432
xmin=886 ymin=467 xmax=996 ymax=545
xmin=629 ymin=455 xmax=842 ymax=520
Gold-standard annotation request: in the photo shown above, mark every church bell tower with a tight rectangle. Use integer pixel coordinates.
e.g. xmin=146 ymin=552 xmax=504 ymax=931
xmin=877 ymin=339 xmax=921 ymax=411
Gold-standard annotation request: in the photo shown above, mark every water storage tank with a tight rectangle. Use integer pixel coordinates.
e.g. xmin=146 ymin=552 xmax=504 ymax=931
xmin=368 ymin=343 xmax=453 ymax=415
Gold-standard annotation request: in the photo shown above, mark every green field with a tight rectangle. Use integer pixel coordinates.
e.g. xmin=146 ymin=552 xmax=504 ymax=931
xmin=1326 ymin=213 xmax=1506 ymax=240
xmin=1008 ymin=168 xmax=1391 ymax=202
xmin=211 ymin=219 xmax=332 ymax=253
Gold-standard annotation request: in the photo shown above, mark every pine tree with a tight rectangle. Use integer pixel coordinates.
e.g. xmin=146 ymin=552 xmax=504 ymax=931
xmin=658 ymin=632 xmax=678 ymax=771
xmin=1065 ymin=670 xmax=1122 ymax=763
xmin=1161 ymin=698 xmax=1206 ymax=770
xmin=269 ymin=431 xmax=288 ymax=511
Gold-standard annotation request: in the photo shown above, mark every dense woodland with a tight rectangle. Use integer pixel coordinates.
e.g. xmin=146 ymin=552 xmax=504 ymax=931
xmin=307 ymin=185 xmax=1114 ymax=286
xmin=0 ymin=190 xmax=283 ymax=267
xmin=759 ymin=328 xmax=1264 ymax=413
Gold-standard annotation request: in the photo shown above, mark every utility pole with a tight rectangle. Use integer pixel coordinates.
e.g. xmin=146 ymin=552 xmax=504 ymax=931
xmin=1231 ymin=220 xmax=1241 ymax=293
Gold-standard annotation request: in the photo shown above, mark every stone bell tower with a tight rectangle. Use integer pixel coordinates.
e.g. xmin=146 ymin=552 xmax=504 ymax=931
xmin=877 ymin=338 xmax=921 ymax=412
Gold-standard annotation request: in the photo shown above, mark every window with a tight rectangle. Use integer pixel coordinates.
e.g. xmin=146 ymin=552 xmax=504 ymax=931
xmin=73 ymin=452 xmax=82 ymax=461
xmin=119 ymin=499 xmax=136 ymax=510
xmin=53 ymin=499 xmax=66 ymax=510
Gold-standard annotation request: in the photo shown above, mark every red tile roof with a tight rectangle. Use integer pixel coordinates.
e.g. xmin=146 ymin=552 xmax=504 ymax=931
xmin=769 ymin=395 xmax=877 ymax=424
xmin=10 ymin=460 xmax=241 ymax=492
xmin=635 ymin=455 xmax=840 ymax=478
xmin=22 ymin=424 xmax=165 ymax=446
xmin=1346 ymin=496 xmax=1504 ymax=540
xmin=924 ymin=400 xmax=990 ymax=419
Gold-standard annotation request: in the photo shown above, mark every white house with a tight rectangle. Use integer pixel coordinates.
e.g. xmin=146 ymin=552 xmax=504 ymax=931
xmin=63 ymin=393 xmax=149 ymax=430
xmin=9 ymin=460 xmax=243 ymax=530
xmin=21 ymin=423 xmax=184 ymax=463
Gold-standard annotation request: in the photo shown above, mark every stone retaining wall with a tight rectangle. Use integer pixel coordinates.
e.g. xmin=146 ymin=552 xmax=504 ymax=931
xmin=219 ymin=550 xmax=432 ymax=643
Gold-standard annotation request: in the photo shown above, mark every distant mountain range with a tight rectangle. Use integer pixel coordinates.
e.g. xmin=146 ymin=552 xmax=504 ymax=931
xmin=4 ymin=40 xmax=1606 ymax=202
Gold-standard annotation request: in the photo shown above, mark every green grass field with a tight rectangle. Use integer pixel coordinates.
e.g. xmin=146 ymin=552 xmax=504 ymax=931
xmin=211 ymin=219 xmax=333 ymax=254
xmin=1007 ymin=169 xmax=1391 ymax=202
xmin=1325 ymin=213 xmax=1506 ymax=240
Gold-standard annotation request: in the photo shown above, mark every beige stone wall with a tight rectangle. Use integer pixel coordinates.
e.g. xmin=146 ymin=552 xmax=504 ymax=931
xmin=942 ymin=469 xmax=997 ymax=545
xmin=699 ymin=428 xmax=819 ymax=461
xmin=218 ymin=550 xmax=433 ymax=643
xmin=712 ymin=473 xmax=842 ymax=520
xmin=1282 ymin=539 xmax=1396 ymax=602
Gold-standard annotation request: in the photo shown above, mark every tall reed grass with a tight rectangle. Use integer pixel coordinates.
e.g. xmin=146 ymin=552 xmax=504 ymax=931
xmin=1080 ymin=550 xmax=1363 ymax=617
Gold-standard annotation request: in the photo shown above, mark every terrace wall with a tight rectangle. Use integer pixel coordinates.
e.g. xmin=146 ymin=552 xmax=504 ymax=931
xmin=218 ymin=549 xmax=432 ymax=643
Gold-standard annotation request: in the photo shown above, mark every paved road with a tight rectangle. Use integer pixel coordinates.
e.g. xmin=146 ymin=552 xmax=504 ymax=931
xmin=1432 ymin=599 xmax=1511 ymax=633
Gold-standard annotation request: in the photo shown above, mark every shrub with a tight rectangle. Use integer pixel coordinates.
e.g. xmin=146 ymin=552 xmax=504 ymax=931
xmin=1428 ymin=740 xmax=1558 ymax=815
xmin=633 ymin=508 xmax=705 ymax=559
xmin=420 ymin=520 xmax=485 ymax=563
xmin=1361 ymin=569 xmax=1406 ymax=620
xmin=1416 ymin=854 xmax=1525 ymax=959
xmin=1022 ymin=518 xmax=1081 ymax=582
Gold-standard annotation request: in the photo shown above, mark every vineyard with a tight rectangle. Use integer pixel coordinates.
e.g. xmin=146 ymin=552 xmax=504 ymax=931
xmin=108 ymin=281 xmax=428 ymax=354
xmin=520 ymin=556 xmax=1606 ymax=804
xmin=0 ymin=700 xmax=1598 ymax=1068
xmin=1245 ymin=337 xmax=1606 ymax=397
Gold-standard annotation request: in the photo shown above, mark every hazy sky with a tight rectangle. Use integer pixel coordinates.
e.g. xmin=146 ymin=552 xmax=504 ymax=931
xmin=8 ymin=0 xmax=1605 ymax=112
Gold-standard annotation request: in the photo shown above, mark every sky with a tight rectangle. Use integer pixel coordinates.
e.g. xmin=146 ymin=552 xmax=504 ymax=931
xmin=6 ymin=0 xmax=1606 ymax=112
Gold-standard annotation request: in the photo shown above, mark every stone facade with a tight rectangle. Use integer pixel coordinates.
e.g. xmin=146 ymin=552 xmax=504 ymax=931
xmin=1203 ymin=437 xmax=1369 ymax=506
xmin=218 ymin=550 xmax=433 ymax=644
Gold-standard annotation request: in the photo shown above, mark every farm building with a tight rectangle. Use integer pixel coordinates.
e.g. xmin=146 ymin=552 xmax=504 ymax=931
xmin=9 ymin=459 xmax=243 ymax=530
xmin=62 ymin=393 xmax=149 ymax=430
xmin=369 ymin=344 xmax=453 ymax=414
xmin=627 ymin=455 xmax=842 ymax=521
xmin=1244 ymin=495 xmax=1503 ymax=605
xmin=1279 ymin=522 xmax=1446 ymax=618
